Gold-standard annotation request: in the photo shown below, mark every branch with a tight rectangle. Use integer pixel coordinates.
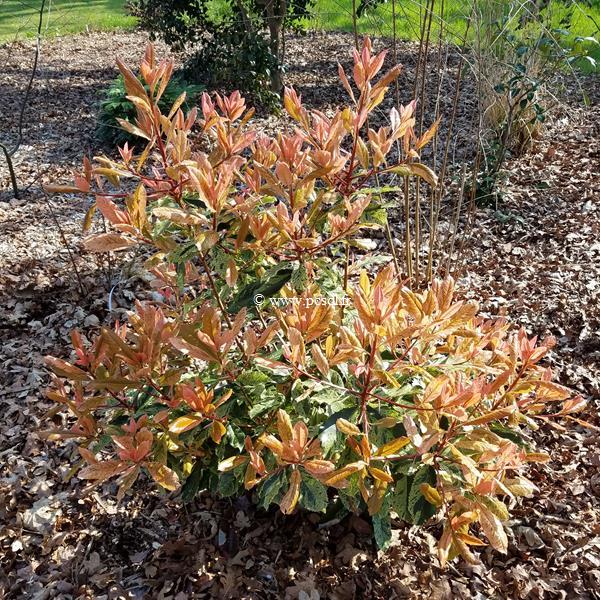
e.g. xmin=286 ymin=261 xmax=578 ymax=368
xmin=0 ymin=142 xmax=19 ymax=199
xmin=0 ymin=0 xmax=47 ymax=200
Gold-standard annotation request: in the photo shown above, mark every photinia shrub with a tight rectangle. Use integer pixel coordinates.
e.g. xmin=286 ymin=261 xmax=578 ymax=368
xmin=44 ymin=41 xmax=584 ymax=565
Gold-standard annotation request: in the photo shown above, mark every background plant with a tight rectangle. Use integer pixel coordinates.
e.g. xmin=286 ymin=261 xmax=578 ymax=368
xmin=355 ymin=0 xmax=599 ymax=279
xmin=96 ymin=74 xmax=204 ymax=147
xmin=0 ymin=0 xmax=46 ymax=200
xmin=470 ymin=0 xmax=599 ymax=205
xmin=127 ymin=0 xmax=315 ymax=103
xmin=44 ymin=40 xmax=583 ymax=564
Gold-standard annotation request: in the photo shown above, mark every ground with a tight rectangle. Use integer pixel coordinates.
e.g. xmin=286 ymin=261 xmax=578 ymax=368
xmin=0 ymin=30 xmax=599 ymax=599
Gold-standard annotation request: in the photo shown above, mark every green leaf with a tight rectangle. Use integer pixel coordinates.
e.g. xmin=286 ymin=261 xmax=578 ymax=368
xmin=225 ymin=424 xmax=246 ymax=451
xmin=407 ymin=465 xmax=437 ymax=525
xmin=181 ymin=461 xmax=204 ymax=502
xmin=339 ymin=489 xmax=362 ymax=513
xmin=389 ymin=163 xmax=438 ymax=187
xmin=218 ymin=471 xmax=239 ymax=498
xmin=319 ymin=407 xmax=357 ymax=453
xmin=248 ymin=390 xmax=284 ymax=418
xmin=134 ymin=402 xmax=167 ymax=419
xmin=300 ymin=476 xmax=328 ymax=512
xmin=228 ymin=262 xmax=294 ymax=313
xmin=291 ymin=263 xmax=308 ymax=292
xmin=258 ymin=471 xmax=286 ymax=509
xmin=372 ymin=500 xmax=392 ymax=551
xmin=359 ymin=186 xmax=404 ymax=195
xmin=236 ymin=369 xmax=271 ymax=390
xmin=490 ymin=423 xmax=525 ymax=445
xmin=90 ymin=434 xmax=113 ymax=454
xmin=361 ymin=205 xmax=388 ymax=226
xmin=391 ymin=475 xmax=410 ymax=521
xmin=210 ymin=246 xmax=232 ymax=277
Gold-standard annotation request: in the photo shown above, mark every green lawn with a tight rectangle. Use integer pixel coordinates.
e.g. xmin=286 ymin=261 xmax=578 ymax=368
xmin=306 ymin=0 xmax=469 ymax=40
xmin=0 ymin=0 xmax=136 ymax=42
xmin=0 ymin=0 xmax=471 ymax=42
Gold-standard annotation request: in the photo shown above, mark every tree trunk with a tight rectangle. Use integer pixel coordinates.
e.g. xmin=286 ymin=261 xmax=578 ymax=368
xmin=265 ymin=0 xmax=286 ymax=92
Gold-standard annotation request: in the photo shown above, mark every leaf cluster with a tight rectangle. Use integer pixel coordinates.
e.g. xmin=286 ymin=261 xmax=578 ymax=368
xmin=127 ymin=0 xmax=315 ymax=101
xmin=96 ymin=73 xmax=204 ymax=147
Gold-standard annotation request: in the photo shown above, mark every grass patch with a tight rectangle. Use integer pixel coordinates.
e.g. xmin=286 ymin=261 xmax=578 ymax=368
xmin=305 ymin=0 xmax=470 ymax=41
xmin=0 ymin=0 xmax=136 ymax=42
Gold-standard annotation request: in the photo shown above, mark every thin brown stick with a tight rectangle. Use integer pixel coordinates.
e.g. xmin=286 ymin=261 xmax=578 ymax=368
xmin=41 ymin=188 xmax=87 ymax=297
xmin=197 ymin=252 xmax=246 ymax=357
xmin=0 ymin=143 xmax=19 ymax=199
xmin=1 ymin=0 xmax=47 ymax=200
xmin=351 ymin=0 xmax=359 ymax=49
xmin=444 ymin=163 xmax=467 ymax=276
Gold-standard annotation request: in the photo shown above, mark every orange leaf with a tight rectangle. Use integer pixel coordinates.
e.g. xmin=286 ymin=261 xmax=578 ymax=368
xmin=280 ymin=469 xmax=301 ymax=514
xmin=375 ymin=436 xmax=410 ymax=457
xmin=524 ymin=452 xmax=551 ymax=463
xmin=152 ymin=206 xmax=206 ymax=225
xmin=146 ymin=462 xmax=180 ymax=491
xmin=43 ymin=183 xmax=82 ymax=194
xmin=117 ymin=465 xmax=141 ymax=501
xmin=169 ymin=415 xmax=203 ymax=434
xmin=321 ymin=462 xmax=365 ymax=487
xmin=416 ymin=117 xmax=441 ymax=150
xmin=457 ymin=532 xmax=487 ymax=547
xmin=559 ymin=396 xmax=587 ymax=415
xmin=368 ymin=466 xmax=393 ymax=483
xmin=479 ymin=508 xmax=508 ymax=553
xmin=169 ymin=336 xmax=219 ymax=363
xmin=45 ymin=356 xmax=91 ymax=381
xmin=79 ymin=460 xmax=126 ymax=482
xmin=466 ymin=406 xmax=515 ymax=426
xmin=276 ymin=410 xmax=294 ymax=444
xmin=303 ymin=459 xmax=335 ymax=477
xmin=260 ymin=434 xmax=284 ymax=456
xmin=336 ymin=418 xmax=361 ymax=436
xmin=311 ymin=344 xmax=330 ymax=377
xmin=116 ymin=58 xmax=148 ymax=99
xmin=78 ymin=446 xmax=98 ymax=464
xmin=83 ymin=233 xmax=136 ymax=252
xmin=391 ymin=163 xmax=438 ymax=187
xmin=218 ymin=456 xmax=247 ymax=472
xmin=211 ymin=421 xmax=226 ymax=444
xmin=420 ymin=483 xmax=442 ymax=507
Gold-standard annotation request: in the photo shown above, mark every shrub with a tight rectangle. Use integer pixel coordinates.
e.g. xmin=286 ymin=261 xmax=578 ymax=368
xmin=96 ymin=73 xmax=204 ymax=147
xmin=472 ymin=1 xmax=599 ymax=204
xmin=183 ymin=27 xmax=280 ymax=111
xmin=44 ymin=41 xmax=583 ymax=565
xmin=127 ymin=0 xmax=315 ymax=102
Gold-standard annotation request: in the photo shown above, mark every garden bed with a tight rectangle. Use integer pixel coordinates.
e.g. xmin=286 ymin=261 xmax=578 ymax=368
xmin=0 ymin=30 xmax=599 ymax=598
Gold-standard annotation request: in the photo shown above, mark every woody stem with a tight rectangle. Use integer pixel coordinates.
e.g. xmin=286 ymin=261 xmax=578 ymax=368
xmin=198 ymin=252 xmax=246 ymax=357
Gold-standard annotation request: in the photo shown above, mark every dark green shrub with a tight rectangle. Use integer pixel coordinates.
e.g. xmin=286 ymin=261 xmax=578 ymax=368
xmin=127 ymin=0 xmax=315 ymax=102
xmin=183 ymin=27 xmax=280 ymax=111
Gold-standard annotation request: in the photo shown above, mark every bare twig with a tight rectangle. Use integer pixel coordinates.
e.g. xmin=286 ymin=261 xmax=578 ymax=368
xmin=41 ymin=188 xmax=88 ymax=297
xmin=1 ymin=0 xmax=47 ymax=200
